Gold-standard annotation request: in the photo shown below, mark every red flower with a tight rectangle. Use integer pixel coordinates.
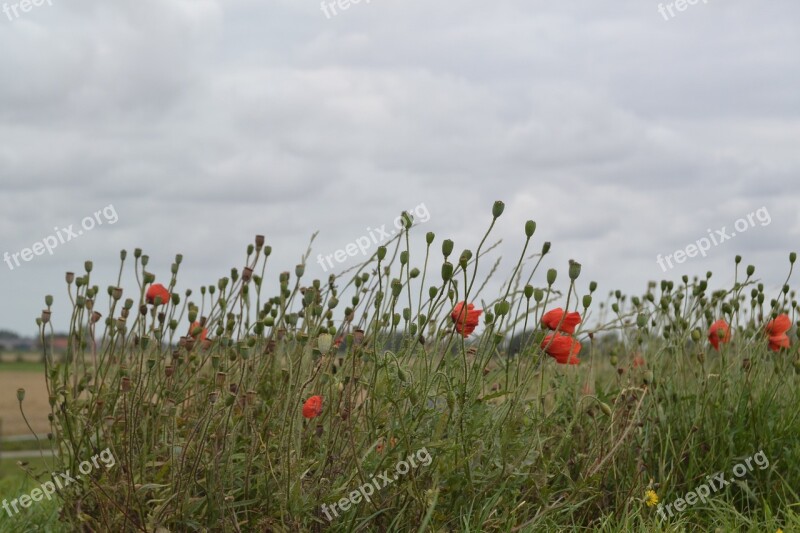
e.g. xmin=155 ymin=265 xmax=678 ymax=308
xmin=189 ymin=321 xmax=208 ymax=341
xmin=766 ymin=314 xmax=791 ymax=336
xmin=451 ymin=301 xmax=483 ymax=337
xmin=302 ymin=395 xmax=323 ymax=419
xmin=541 ymin=308 xmax=582 ymax=334
xmin=769 ymin=334 xmax=790 ymax=352
xmin=765 ymin=314 xmax=791 ymax=352
xmin=632 ymin=354 xmax=646 ymax=368
xmin=146 ymin=283 xmax=170 ymax=306
xmin=708 ymin=319 xmax=731 ymax=350
xmin=541 ymin=333 xmax=581 ymax=365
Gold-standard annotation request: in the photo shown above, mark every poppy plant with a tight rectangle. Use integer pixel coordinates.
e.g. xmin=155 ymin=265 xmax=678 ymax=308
xmin=766 ymin=314 xmax=791 ymax=351
xmin=451 ymin=301 xmax=483 ymax=337
xmin=708 ymin=319 xmax=731 ymax=350
xmin=302 ymin=395 xmax=323 ymax=419
xmin=541 ymin=308 xmax=582 ymax=335
xmin=541 ymin=333 xmax=581 ymax=365
xmin=146 ymin=283 xmax=170 ymax=306
xmin=189 ymin=321 xmax=208 ymax=341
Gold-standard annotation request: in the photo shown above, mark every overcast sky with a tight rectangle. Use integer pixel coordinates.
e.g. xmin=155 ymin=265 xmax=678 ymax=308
xmin=1 ymin=0 xmax=799 ymax=336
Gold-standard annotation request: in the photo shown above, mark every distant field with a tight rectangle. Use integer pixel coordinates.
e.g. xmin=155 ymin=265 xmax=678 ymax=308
xmin=0 ymin=367 xmax=50 ymax=437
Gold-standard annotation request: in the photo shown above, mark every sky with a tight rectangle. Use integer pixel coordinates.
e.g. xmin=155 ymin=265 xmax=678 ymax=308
xmin=1 ymin=0 xmax=799 ymax=337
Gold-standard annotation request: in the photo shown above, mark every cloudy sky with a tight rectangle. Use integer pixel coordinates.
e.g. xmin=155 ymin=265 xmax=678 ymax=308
xmin=1 ymin=0 xmax=798 ymax=336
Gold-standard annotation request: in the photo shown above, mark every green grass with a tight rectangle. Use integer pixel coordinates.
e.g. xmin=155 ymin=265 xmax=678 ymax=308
xmin=17 ymin=201 xmax=800 ymax=531
xmin=0 ymin=361 xmax=45 ymax=372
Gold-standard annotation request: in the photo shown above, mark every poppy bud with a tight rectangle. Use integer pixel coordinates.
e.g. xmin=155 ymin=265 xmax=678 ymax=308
xmin=568 ymin=260 xmax=581 ymax=281
xmin=791 ymin=252 xmax=797 ymax=264
xmin=401 ymin=211 xmax=413 ymax=229
xmin=524 ymin=285 xmax=533 ymax=299
xmin=84 ymin=260 xmax=93 ymax=273
xmin=636 ymin=314 xmax=647 ymax=328
xmin=428 ymin=286 xmax=438 ymax=299
xmin=525 ymin=220 xmax=536 ymax=238
xmin=410 ymin=268 xmax=420 ymax=278
xmin=400 ymin=251 xmax=409 ymax=265
xmin=610 ymin=355 xmax=618 ymax=365
xmin=746 ymin=265 xmax=755 ymax=276
xmin=120 ymin=249 xmax=127 ymax=261
xmin=459 ymin=250 xmax=472 ymax=269
xmin=534 ymin=289 xmax=544 ymax=302
xmin=583 ymin=295 xmax=592 ymax=308
xmin=377 ymin=246 xmax=387 ymax=261
xmin=691 ymin=328 xmax=701 ymax=341
xmin=442 ymin=239 xmax=454 ymax=258
xmin=441 ymin=262 xmax=454 ymax=281
xmin=734 ymin=255 xmax=742 ymax=264
xmin=599 ymin=402 xmax=613 ymax=417
xmin=546 ymin=269 xmax=557 ymax=286
xmin=426 ymin=232 xmax=435 ymax=245
xmin=492 ymin=200 xmax=505 ymax=218
xmin=318 ymin=333 xmax=333 ymax=353
xmin=542 ymin=241 xmax=551 ymax=255
xmin=16 ymin=388 xmax=25 ymax=402
xmin=141 ymin=255 xmax=149 ymax=267
xmin=295 ymin=264 xmax=305 ymax=278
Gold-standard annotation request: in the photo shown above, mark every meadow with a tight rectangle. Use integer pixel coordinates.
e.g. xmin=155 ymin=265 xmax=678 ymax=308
xmin=3 ymin=200 xmax=799 ymax=532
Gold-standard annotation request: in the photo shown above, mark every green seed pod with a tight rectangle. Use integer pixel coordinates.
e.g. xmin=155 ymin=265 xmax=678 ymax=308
xmin=541 ymin=241 xmax=551 ymax=255
xmin=377 ymin=246 xmax=387 ymax=261
xmin=546 ymin=269 xmax=557 ymax=286
xmin=441 ymin=262 xmax=454 ymax=281
xmin=426 ymin=231 xmax=435 ymax=245
xmin=492 ymin=200 xmax=505 ymax=218
xmin=524 ymin=285 xmax=534 ymax=299
xmin=568 ymin=260 xmax=581 ymax=281
xmin=525 ymin=220 xmax=536 ymax=238
xmin=442 ymin=239 xmax=454 ymax=258
xmin=583 ymin=295 xmax=592 ymax=309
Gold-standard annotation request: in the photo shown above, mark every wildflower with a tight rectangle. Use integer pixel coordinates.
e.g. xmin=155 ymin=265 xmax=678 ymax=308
xmin=146 ymin=283 xmax=170 ymax=306
xmin=632 ymin=354 xmax=646 ymax=368
xmin=769 ymin=334 xmax=790 ymax=352
xmin=302 ymin=395 xmax=323 ymax=419
xmin=451 ymin=301 xmax=483 ymax=337
xmin=644 ymin=489 xmax=659 ymax=507
xmin=189 ymin=321 xmax=208 ymax=341
xmin=766 ymin=314 xmax=791 ymax=352
xmin=541 ymin=308 xmax=581 ymax=334
xmin=541 ymin=333 xmax=581 ymax=365
xmin=708 ymin=319 xmax=731 ymax=350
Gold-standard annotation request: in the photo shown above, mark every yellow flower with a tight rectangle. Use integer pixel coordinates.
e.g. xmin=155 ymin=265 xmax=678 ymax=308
xmin=644 ymin=489 xmax=659 ymax=507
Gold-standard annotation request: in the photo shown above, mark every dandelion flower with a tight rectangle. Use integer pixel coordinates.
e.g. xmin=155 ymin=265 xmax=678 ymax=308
xmin=644 ymin=489 xmax=659 ymax=507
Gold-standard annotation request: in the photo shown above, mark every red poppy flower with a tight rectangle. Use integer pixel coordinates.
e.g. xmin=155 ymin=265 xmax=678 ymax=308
xmin=541 ymin=333 xmax=581 ymax=365
xmin=189 ymin=321 xmax=208 ymax=341
xmin=708 ymin=319 xmax=731 ymax=350
xmin=146 ymin=283 xmax=170 ymax=306
xmin=302 ymin=395 xmax=323 ymax=419
xmin=451 ymin=301 xmax=483 ymax=337
xmin=769 ymin=334 xmax=790 ymax=352
xmin=632 ymin=354 xmax=646 ymax=368
xmin=766 ymin=314 xmax=791 ymax=336
xmin=541 ymin=308 xmax=582 ymax=334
